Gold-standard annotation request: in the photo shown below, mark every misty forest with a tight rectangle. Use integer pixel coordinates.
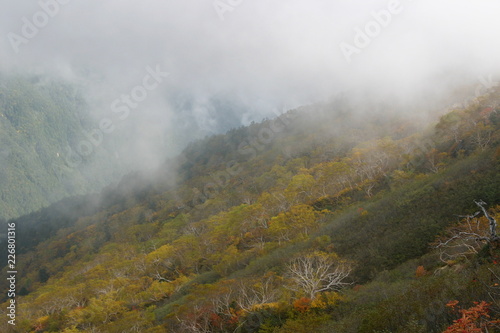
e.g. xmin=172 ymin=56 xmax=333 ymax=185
xmin=1 ymin=1 xmax=500 ymax=332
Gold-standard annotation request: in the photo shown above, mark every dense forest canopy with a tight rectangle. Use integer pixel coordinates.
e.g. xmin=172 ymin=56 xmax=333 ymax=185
xmin=1 ymin=87 xmax=499 ymax=332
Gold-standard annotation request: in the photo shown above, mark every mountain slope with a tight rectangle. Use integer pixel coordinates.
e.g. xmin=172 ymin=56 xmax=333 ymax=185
xmin=0 ymin=74 xmax=128 ymax=220
xmin=2 ymin=89 xmax=500 ymax=332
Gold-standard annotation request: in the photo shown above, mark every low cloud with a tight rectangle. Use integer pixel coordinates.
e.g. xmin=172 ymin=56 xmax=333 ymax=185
xmin=1 ymin=0 xmax=499 ymax=170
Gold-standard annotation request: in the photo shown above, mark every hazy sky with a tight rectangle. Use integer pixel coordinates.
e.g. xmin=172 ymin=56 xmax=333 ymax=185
xmin=1 ymin=0 xmax=500 ymax=168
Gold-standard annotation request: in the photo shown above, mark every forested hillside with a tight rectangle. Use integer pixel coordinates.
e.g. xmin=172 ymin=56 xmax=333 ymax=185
xmin=0 ymin=75 xmax=128 ymax=220
xmin=2 ymin=89 xmax=500 ymax=332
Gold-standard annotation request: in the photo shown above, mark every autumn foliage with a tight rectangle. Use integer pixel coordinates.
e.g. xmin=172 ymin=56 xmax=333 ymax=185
xmin=293 ymin=297 xmax=312 ymax=313
xmin=1 ymin=89 xmax=500 ymax=332
xmin=444 ymin=300 xmax=500 ymax=333
xmin=415 ymin=265 xmax=427 ymax=277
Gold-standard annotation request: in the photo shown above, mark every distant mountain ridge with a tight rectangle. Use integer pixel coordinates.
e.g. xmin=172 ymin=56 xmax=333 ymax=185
xmin=0 ymin=74 xmax=128 ymax=220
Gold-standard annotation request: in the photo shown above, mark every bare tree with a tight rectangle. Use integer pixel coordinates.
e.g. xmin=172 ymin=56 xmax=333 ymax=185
xmin=476 ymin=200 xmax=499 ymax=241
xmin=234 ymin=273 xmax=281 ymax=312
xmin=286 ymin=251 xmax=351 ymax=299
xmin=435 ymin=200 xmax=498 ymax=262
xmin=176 ymin=303 xmax=213 ymax=333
